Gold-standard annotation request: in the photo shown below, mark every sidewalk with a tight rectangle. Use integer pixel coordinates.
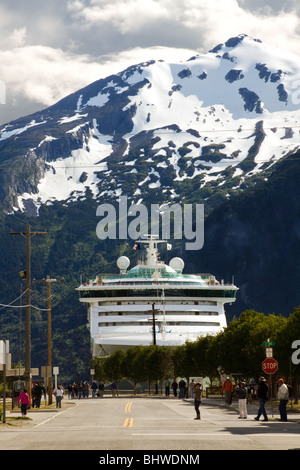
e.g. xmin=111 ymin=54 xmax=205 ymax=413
xmin=191 ymin=396 xmax=300 ymax=422
xmin=1 ymin=399 xmax=76 ymax=427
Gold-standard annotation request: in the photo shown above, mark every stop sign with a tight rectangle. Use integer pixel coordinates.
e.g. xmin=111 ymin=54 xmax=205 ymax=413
xmin=262 ymin=357 xmax=278 ymax=374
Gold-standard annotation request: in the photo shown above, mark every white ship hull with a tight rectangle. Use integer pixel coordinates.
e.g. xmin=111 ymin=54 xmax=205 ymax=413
xmin=88 ymin=301 xmax=228 ymax=356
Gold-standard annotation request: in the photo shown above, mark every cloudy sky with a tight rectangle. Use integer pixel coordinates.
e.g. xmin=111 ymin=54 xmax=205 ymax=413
xmin=1 ymin=0 xmax=300 ymax=125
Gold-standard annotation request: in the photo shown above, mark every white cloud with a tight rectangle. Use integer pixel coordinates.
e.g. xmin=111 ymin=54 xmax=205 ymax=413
xmin=1 ymin=0 xmax=300 ymax=125
xmin=0 ymin=42 xmax=195 ymax=124
xmin=0 ymin=46 xmax=102 ymax=106
xmin=68 ymin=0 xmax=171 ymax=33
xmin=6 ymin=26 xmax=27 ymax=48
xmin=68 ymin=0 xmax=300 ymax=55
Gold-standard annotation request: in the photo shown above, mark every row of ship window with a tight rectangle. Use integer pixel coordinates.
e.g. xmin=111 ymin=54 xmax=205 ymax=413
xmin=79 ymin=289 xmax=236 ymax=298
xmin=97 ymin=311 xmax=219 ymax=316
xmin=97 ymin=321 xmax=221 ymax=327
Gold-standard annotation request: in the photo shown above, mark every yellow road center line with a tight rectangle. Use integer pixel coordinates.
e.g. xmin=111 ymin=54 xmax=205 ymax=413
xmin=125 ymin=401 xmax=132 ymax=413
xmin=122 ymin=417 xmax=134 ymax=427
xmin=123 ymin=401 xmax=133 ymax=427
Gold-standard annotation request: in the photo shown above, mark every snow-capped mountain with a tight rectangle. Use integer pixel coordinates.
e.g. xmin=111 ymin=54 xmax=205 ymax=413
xmin=1 ymin=33 xmax=300 ymax=214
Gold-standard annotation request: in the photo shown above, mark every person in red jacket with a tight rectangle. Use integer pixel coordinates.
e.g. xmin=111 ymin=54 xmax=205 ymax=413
xmin=222 ymin=377 xmax=234 ymax=406
xmin=18 ymin=388 xmax=30 ymax=417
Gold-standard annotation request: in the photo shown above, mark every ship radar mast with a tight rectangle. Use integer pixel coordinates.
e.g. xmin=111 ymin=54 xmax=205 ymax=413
xmin=136 ymin=235 xmax=169 ymax=267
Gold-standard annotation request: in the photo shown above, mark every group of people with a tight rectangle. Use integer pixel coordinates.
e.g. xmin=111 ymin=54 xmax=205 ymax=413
xmin=66 ymin=381 xmax=92 ymax=399
xmin=17 ymin=383 xmax=64 ymax=416
xmin=166 ymin=379 xmax=189 ymax=398
xmin=66 ymin=381 xmax=111 ymax=399
xmin=17 ymin=375 xmax=291 ymax=422
xmin=222 ymin=376 xmax=291 ymax=421
xmin=17 ymin=382 xmax=46 ymax=417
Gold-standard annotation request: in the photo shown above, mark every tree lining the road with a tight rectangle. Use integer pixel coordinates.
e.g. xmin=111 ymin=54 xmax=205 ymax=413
xmin=91 ymin=307 xmax=300 ymax=392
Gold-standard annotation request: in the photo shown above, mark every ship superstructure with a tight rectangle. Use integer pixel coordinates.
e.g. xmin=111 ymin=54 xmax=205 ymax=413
xmin=77 ymin=237 xmax=238 ymax=356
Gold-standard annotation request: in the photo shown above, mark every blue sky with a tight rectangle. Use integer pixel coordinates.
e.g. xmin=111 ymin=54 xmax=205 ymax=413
xmin=0 ymin=0 xmax=300 ymax=125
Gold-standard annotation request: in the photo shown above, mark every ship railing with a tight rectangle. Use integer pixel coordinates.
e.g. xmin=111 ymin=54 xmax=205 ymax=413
xmin=81 ymin=273 xmax=228 ymax=285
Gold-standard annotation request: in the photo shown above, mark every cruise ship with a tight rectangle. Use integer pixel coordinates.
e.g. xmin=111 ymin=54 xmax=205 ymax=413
xmin=77 ymin=237 xmax=238 ymax=357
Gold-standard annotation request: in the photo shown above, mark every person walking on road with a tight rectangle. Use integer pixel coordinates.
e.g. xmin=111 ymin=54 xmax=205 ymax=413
xmin=18 ymin=388 xmax=30 ymax=417
xmin=222 ymin=377 xmax=233 ymax=406
xmin=277 ymin=378 xmax=289 ymax=422
xmin=193 ymin=383 xmax=202 ymax=420
xmin=236 ymin=382 xmax=247 ymax=419
xmin=254 ymin=376 xmax=269 ymax=421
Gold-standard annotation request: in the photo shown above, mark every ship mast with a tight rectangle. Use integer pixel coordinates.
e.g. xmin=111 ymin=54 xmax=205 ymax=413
xmin=137 ymin=235 xmax=168 ymax=268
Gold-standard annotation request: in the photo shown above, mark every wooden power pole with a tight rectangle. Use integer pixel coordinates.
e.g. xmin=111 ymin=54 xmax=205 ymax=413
xmin=34 ymin=275 xmax=64 ymax=404
xmin=10 ymin=224 xmax=47 ymax=393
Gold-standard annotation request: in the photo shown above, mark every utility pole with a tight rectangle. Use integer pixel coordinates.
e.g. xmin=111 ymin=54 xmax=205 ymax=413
xmin=34 ymin=275 xmax=64 ymax=405
xmin=10 ymin=224 xmax=47 ymax=393
xmin=148 ymin=303 xmax=159 ymax=394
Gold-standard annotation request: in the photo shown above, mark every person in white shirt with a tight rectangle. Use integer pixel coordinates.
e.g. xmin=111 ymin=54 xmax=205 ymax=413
xmin=54 ymin=385 xmax=64 ymax=408
xmin=277 ymin=378 xmax=289 ymax=422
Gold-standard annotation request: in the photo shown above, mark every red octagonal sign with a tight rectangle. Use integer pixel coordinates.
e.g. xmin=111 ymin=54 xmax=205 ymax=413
xmin=262 ymin=357 xmax=278 ymax=374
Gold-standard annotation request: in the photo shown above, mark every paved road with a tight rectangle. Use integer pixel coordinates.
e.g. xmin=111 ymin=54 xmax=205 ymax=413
xmin=1 ymin=397 xmax=300 ymax=452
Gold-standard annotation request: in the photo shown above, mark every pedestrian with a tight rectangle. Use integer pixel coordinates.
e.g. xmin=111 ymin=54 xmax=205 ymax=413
xmin=91 ymin=380 xmax=98 ymax=398
xmin=236 ymin=382 xmax=247 ymax=419
xmin=189 ymin=379 xmax=195 ymax=398
xmin=193 ymin=382 xmax=202 ymax=420
xmin=111 ymin=381 xmax=117 ymax=397
xmin=98 ymin=381 xmax=104 ymax=397
xmin=222 ymin=377 xmax=233 ymax=406
xmin=33 ymin=382 xmax=42 ymax=408
xmin=67 ymin=383 xmax=72 ymax=399
xmin=277 ymin=378 xmax=289 ymax=422
xmin=254 ymin=376 xmax=269 ymax=421
xmin=172 ymin=379 xmax=178 ymax=397
xmin=165 ymin=380 xmax=170 ymax=396
xmin=18 ymin=388 xmax=30 ymax=417
xmin=179 ymin=379 xmax=186 ymax=399
xmin=54 ymin=385 xmax=64 ymax=408
xmin=77 ymin=382 xmax=83 ymax=399
xmin=83 ymin=381 xmax=90 ymax=398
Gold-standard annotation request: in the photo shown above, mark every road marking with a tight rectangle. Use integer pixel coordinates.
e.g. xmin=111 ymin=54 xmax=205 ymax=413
xmin=131 ymin=432 xmax=298 ymax=438
xmin=33 ymin=410 xmax=66 ymax=427
xmin=122 ymin=418 xmax=134 ymax=427
xmin=125 ymin=401 xmax=132 ymax=413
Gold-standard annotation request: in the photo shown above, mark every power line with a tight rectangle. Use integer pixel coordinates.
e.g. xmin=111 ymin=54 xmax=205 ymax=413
xmin=1 ymin=122 xmax=300 ymax=139
xmin=0 ymin=122 xmax=300 ymax=171
xmin=0 ymin=288 xmax=29 ymax=311
xmin=0 ymin=302 xmax=51 ymax=311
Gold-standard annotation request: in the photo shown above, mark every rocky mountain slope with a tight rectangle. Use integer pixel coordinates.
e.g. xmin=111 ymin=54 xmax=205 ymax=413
xmin=1 ymin=34 xmax=300 ymax=216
